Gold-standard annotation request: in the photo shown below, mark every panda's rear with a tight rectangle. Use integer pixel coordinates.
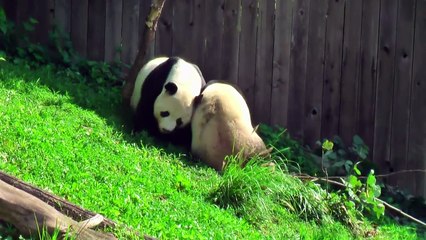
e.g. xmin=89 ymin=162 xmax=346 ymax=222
xmin=191 ymin=81 xmax=268 ymax=171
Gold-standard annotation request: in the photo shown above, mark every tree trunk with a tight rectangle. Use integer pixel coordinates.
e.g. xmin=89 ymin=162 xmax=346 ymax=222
xmin=121 ymin=0 xmax=167 ymax=105
xmin=0 ymin=171 xmax=115 ymax=228
xmin=0 ymin=179 xmax=117 ymax=240
xmin=0 ymin=171 xmax=157 ymax=239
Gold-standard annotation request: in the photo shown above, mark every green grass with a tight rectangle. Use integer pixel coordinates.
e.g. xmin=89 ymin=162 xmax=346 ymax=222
xmin=0 ymin=60 xmax=419 ymax=239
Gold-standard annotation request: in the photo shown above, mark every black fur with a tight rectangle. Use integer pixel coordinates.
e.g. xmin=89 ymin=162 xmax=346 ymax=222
xmin=133 ymin=56 xmax=204 ymax=150
xmin=133 ymin=57 xmax=178 ymax=133
xmin=164 ymin=82 xmax=178 ymax=95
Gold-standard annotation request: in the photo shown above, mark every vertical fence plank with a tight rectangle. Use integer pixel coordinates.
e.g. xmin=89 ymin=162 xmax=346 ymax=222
xmin=201 ymin=0 xmax=224 ymax=80
xmin=87 ymin=0 xmax=105 ymax=61
xmin=194 ymin=0 xmax=207 ymax=67
xmin=271 ymin=0 xmax=293 ymax=127
xmin=105 ymin=0 xmax=122 ymax=62
xmin=253 ymin=0 xmax=274 ymax=124
xmin=171 ymin=0 xmax=197 ymax=61
xmin=71 ymin=0 xmax=88 ymax=57
xmin=303 ymin=0 xmax=327 ymax=148
xmin=54 ymin=0 xmax=71 ymax=34
xmin=32 ymin=0 xmax=51 ymax=44
xmin=238 ymin=0 xmax=259 ymax=120
xmin=339 ymin=0 xmax=363 ymax=147
xmin=408 ymin=0 xmax=426 ymax=197
xmin=374 ymin=0 xmax=398 ymax=173
xmin=321 ymin=0 xmax=345 ymax=140
xmin=389 ymin=0 xmax=416 ymax=191
xmin=171 ymin=0 xmax=206 ymax=66
xmin=154 ymin=0 xmax=173 ymax=56
xmin=187 ymin=0 xmax=206 ymax=67
xmin=287 ymin=0 xmax=310 ymax=140
xmin=15 ymin=0 xmax=38 ymax=44
xmin=15 ymin=0 xmax=43 ymax=43
xmin=16 ymin=0 xmax=31 ymax=25
xmin=121 ymin=0 xmax=140 ymax=66
xmin=358 ymin=0 xmax=380 ymax=157
xmin=220 ymin=0 xmax=241 ymax=84
xmin=18 ymin=0 xmax=53 ymax=44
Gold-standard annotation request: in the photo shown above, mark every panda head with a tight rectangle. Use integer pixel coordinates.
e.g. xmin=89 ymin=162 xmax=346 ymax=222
xmin=153 ymin=82 xmax=195 ymax=133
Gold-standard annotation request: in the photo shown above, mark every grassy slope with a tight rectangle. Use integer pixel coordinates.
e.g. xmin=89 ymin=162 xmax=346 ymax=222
xmin=0 ymin=60 xmax=418 ymax=239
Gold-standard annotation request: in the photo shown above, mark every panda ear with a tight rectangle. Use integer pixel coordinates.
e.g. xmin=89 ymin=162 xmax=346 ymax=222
xmin=164 ymin=82 xmax=178 ymax=95
xmin=193 ymin=94 xmax=203 ymax=107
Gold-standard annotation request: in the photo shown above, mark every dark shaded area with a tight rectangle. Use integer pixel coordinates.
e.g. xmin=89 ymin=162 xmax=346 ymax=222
xmin=0 ymin=60 xmax=202 ymax=170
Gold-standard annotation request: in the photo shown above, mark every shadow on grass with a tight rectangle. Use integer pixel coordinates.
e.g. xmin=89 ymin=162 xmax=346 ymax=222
xmin=0 ymin=61 xmax=203 ymax=169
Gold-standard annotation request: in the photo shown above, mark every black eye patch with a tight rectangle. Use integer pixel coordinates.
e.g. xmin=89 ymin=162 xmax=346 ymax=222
xmin=176 ymin=118 xmax=183 ymax=127
xmin=160 ymin=111 xmax=170 ymax=117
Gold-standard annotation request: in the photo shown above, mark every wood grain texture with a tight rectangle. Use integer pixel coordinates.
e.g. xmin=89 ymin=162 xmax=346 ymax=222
xmin=220 ymin=0 xmax=241 ymax=84
xmin=15 ymin=0 xmax=37 ymax=43
xmin=339 ymin=0 xmax=363 ymax=148
xmin=238 ymin=0 xmax=258 ymax=122
xmin=287 ymin=0 xmax=310 ymax=140
xmin=105 ymin=0 xmax=122 ymax=62
xmin=270 ymin=0 xmax=293 ymax=127
xmin=171 ymin=0 xmax=197 ymax=61
xmin=87 ymin=0 xmax=106 ymax=61
xmin=389 ymin=0 xmax=416 ymax=191
xmin=253 ymin=0 xmax=274 ymax=124
xmin=408 ymin=0 xmax=426 ymax=197
xmin=121 ymin=0 xmax=167 ymax=104
xmin=373 ymin=0 xmax=398 ymax=174
xmin=154 ymin=0 xmax=173 ymax=56
xmin=71 ymin=0 xmax=88 ymax=57
xmin=54 ymin=0 xmax=71 ymax=34
xmin=358 ymin=0 xmax=380 ymax=158
xmin=33 ymin=0 xmax=52 ymax=44
xmin=201 ymin=0 xmax=224 ymax=80
xmin=121 ymin=0 xmax=140 ymax=65
xmin=0 ymin=171 xmax=116 ymax=228
xmin=186 ymin=0 xmax=206 ymax=68
xmin=303 ymin=0 xmax=327 ymax=148
xmin=321 ymin=0 xmax=345 ymax=140
xmin=0 ymin=181 xmax=116 ymax=239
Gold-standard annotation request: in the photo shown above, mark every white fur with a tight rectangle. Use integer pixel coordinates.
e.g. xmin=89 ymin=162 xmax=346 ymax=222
xmin=191 ymin=82 xmax=267 ymax=171
xmin=130 ymin=57 xmax=169 ymax=110
xmin=130 ymin=57 xmax=204 ymax=133
xmin=154 ymin=59 xmax=203 ymax=132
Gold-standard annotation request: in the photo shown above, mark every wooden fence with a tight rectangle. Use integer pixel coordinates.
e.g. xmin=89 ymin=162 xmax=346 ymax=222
xmin=1 ymin=0 xmax=426 ymax=198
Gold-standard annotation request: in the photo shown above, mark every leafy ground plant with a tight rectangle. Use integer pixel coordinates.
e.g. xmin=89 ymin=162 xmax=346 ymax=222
xmin=0 ymin=6 xmax=422 ymax=239
xmin=0 ymin=58 xmax=419 ymax=239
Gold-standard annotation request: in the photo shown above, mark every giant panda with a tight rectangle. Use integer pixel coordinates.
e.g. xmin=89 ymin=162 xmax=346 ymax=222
xmin=130 ymin=56 xmax=206 ymax=149
xmin=190 ymin=81 xmax=270 ymax=171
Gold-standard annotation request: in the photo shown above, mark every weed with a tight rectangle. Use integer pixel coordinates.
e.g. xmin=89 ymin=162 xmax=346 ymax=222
xmin=0 ymin=6 xmax=419 ymax=239
xmin=0 ymin=8 xmax=124 ymax=89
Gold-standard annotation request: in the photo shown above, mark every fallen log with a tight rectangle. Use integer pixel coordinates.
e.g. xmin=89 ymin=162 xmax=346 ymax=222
xmin=0 ymin=171 xmax=157 ymax=240
xmin=0 ymin=171 xmax=115 ymax=228
xmin=0 ymin=179 xmax=116 ymax=239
